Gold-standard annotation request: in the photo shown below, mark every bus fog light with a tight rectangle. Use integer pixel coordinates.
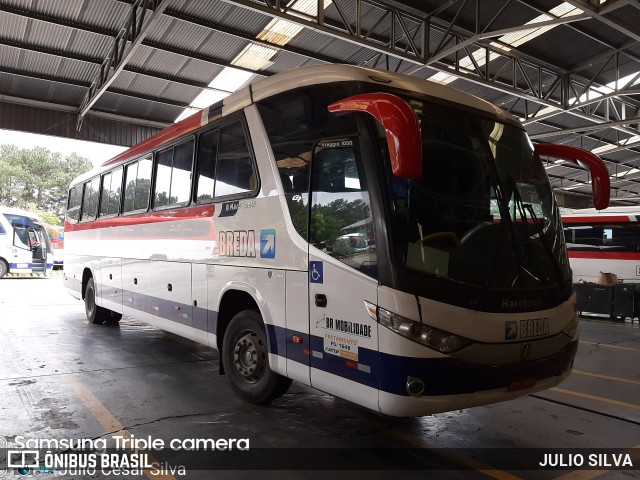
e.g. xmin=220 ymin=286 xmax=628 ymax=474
xmin=406 ymin=376 xmax=425 ymax=397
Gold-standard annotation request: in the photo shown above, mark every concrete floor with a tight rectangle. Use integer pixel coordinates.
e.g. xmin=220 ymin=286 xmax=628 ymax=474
xmin=0 ymin=275 xmax=638 ymax=479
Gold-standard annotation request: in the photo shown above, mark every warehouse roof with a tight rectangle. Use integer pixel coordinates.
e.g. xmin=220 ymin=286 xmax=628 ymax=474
xmin=0 ymin=0 xmax=639 ymax=206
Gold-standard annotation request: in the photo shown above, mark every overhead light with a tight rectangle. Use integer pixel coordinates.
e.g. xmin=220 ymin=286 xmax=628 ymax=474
xmin=544 ymin=161 xmax=564 ymax=170
xmin=232 ymin=43 xmax=278 ymax=71
xmin=592 ymin=135 xmax=640 ymax=155
xmin=562 ymin=184 xmax=587 ymax=191
xmin=613 ymin=167 xmax=640 ymax=178
xmin=592 ymin=144 xmax=618 ymax=155
xmin=427 ymin=2 xmax=582 ymax=85
xmin=174 ymin=0 xmax=332 ymax=123
xmin=189 ymin=90 xmax=229 ymax=109
xmin=209 ymin=67 xmax=255 ymax=92
xmin=288 ymin=0 xmax=332 ymax=16
xmin=174 ymin=107 xmax=200 ymax=123
xmin=257 ymin=19 xmax=305 ymax=46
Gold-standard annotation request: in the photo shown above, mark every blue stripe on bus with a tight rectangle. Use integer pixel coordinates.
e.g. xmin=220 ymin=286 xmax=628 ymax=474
xmin=10 ymin=263 xmax=32 ymax=269
xmin=94 ymin=286 xmax=577 ymax=397
xmin=309 ymin=330 xmax=379 ymax=390
xmin=284 ymin=330 xmax=310 ymax=366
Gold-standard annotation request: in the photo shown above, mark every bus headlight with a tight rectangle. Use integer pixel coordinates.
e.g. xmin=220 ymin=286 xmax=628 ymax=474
xmin=562 ymin=314 xmax=579 ymax=338
xmin=375 ymin=305 xmax=472 ymax=354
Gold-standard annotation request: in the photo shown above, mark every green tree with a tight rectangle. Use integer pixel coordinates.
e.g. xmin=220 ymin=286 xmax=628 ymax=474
xmin=0 ymin=145 xmax=92 ymax=223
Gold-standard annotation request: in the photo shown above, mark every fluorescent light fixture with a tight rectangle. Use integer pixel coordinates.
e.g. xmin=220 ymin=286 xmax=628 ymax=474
xmin=614 ymin=167 xmax=640 ymax=178
xmin=232 ymin=43 xmax=277 ymax=71
xmin=289 ymin=0 xmax=332 ymax=16
xmin=174 ymin=107 xmax=200 ymax=123
xmin=189 ymin=89 xmax=229 ymax=109
xmin=257 ymin=19 xmax=304 ymax=46
xmin=592 ymin=135 xmax=640 ymax=155
xmin=209 ymin=67 xmax=254 ymax=92
xmin=174 ymin=0 xmax=332 ymax=123
xmin=591 ymin=144 xmax=618 ymax=154
xmin=257 ymin=1 xmax=333 ymax=46
xmin=427 ymin=2 xmax=582 ymax=85
xmin=562 ymin=184 xmax=587 ymax=191
xmin=544 ymin=162 xmax=563 ymax=170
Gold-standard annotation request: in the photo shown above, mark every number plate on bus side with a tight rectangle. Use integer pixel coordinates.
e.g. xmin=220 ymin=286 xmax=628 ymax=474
xmin=507 ymin=377 xmax=537 ymax=392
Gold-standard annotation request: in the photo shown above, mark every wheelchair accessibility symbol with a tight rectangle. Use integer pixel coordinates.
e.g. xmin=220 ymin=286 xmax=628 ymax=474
xmin=310 ymin=261 xmax=323 ymax=284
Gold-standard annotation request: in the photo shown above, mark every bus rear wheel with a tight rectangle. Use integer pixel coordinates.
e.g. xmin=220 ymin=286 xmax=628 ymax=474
xmin=0 ymin=259 xmax=8 ymax=278
xmin=84 ymin=277 xmax=122 ymax=325
xmin=222 ymin=310 xmax=292 ymax=405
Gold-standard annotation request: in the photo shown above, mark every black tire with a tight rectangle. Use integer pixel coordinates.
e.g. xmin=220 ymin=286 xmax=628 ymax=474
xmin=0 ymin=259 xmax=8 ymax=279
xmin=222 ymin=310 xmax=292 ymax=405
xmin=85 ymin=277 xmax=105 ymax=324
xmin=104 ymin=311 xmax=123 ymax=325
xmin=85 ymin=277 xmax=123 ymax=325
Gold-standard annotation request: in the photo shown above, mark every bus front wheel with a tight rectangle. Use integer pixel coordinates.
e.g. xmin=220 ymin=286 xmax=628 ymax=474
xmin=222 ymin=310 xmax=292 ymax=405
xmin=0 ymin=259 xmax=8 ymax=279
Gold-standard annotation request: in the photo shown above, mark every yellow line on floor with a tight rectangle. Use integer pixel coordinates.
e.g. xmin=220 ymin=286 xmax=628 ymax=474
xmin=572 ymin=369 xmax=640 ymax=386
xmin=383 ymin=426 xmax=523 ymax=480
xmin=552 ymin=442 xmax=640 ymax=480
xmin=64 ymin=375 xmax=176 ymax=480
xmin=579 ymin=340 xmax=640 ymax=352
xmin=551 ymin=387 xmax=640 ymax=411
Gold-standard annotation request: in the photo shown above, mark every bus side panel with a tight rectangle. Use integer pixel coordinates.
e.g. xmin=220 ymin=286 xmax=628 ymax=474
xmin=121 ymin=258 xmax=151 ymax=323
xmin=192 ymin=263 xmax=210 ymax=345
xmin=63 ymin=253 xmax=83 ymax=300
xmin=100 ymin=258 xmax=123 ymax=314
xmin=148 ymin=260 xmax=198 ymax=343
xmin=210 ymin=265 xmax=288 ymax=376
xmin=285 ymin=270 xmax=310 ymax=385
xmin=308 ymin=252 xmax=380 ymax=413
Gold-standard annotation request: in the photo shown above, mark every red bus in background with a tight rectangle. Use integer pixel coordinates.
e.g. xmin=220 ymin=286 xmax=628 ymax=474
xmin=44 ymin=224 xmax=64 ymax=269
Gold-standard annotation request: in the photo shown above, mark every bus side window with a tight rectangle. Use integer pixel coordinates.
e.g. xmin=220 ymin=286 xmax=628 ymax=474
xmin=80 ymin=177 xmax=100 ymax=222
xmin=214 ymin=122 xmax=256 ymax=198
xmin=67 ymin=185 xmax=82 ymax=224
xmin=154 ymin=140 xmax=194 ymax=209
xmin=196 ymin=129 xmax=219 ymax=203
xmin=285 ymin=164 xmax=310 ymax=240
xmin=99 ymin=168 xmax=122 ymax=217
xmin=309 ymin=139 xmax=378 ymax=279
xmin=123 ymin=157 xmax=152 ymax=214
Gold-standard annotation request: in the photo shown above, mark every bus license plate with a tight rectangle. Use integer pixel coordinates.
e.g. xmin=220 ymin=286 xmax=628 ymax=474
xmin=507 ymin=377 xmax=537 ymax=392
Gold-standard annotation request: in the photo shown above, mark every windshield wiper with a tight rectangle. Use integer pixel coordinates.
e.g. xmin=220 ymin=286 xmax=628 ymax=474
xmin=508 ymin=176 xmax=565 ymax=286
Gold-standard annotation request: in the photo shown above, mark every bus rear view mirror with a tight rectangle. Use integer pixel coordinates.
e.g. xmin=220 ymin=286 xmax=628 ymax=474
xmin=534 ymin=143 xmax=610 ymax=210
xmin=327 ymin=93 xmax=422 ymax=179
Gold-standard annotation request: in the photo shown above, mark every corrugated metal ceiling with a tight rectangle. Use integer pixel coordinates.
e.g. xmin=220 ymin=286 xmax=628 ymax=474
xmin=0 ymin=0 xmax=639 ymax=205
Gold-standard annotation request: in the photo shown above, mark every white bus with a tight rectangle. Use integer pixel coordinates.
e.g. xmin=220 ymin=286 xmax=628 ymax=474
xmin=0 ymin=206 xmax=54 ymax=278
xmin=563 ymin=206 xmax=640 ymax=283
xmin=64 ymin=65 xmax=610 ymax=417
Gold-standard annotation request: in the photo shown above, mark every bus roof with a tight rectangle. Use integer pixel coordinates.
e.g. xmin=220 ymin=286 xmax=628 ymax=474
xmin=72 ymin=64 xmax=521 ymax=187
xmin=562 ymin=206 xmax=640 ymax=223
xmin=0 ymin=205 xmax=44 ymax=221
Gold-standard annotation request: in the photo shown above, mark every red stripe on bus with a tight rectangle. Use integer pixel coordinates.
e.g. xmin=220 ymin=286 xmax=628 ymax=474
xmin=101 ymin=113 xmax=202 ymax=167
xmin=64 ymin=204 xmax=216 ymax=232
xmin=563 ymin=215 xmax=634 ymax=224
xmin=568 ymin=251 xmax=640 ymax=260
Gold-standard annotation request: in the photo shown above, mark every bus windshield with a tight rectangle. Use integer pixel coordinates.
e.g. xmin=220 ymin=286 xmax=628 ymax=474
xmin=384 ymin=98 xmax=570 ymax=292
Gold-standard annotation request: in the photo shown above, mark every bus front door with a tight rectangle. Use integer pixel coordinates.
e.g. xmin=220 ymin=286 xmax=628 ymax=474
xmin=307 ymin=137 xmax=380 ymax=412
